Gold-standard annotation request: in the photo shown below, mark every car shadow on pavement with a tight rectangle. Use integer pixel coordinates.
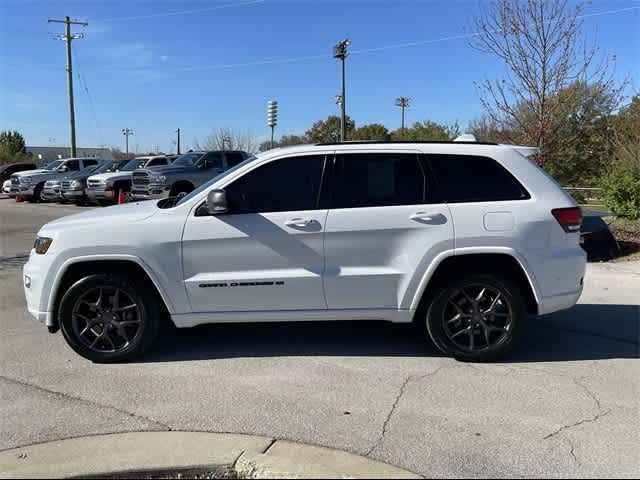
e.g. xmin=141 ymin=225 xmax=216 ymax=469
xmin=140 ymin=303 xmax=639 ymax=364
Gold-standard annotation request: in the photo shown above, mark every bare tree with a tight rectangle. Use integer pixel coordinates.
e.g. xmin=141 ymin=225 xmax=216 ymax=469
xmin=470 ymin=0 xmax=612 ymax=166
xmin=197 ymin=128 xmax=259 ymax=155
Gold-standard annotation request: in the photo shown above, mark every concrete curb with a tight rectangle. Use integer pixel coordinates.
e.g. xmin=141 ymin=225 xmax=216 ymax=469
xmin=0 ymin=432 xmax=422 ymax=479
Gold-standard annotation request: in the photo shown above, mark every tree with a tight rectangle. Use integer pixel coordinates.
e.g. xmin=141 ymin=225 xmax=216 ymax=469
xmin=611 ymin=95 xmax=640 ymax=175
xmin=196 ymin=128 xmax=259 ymax=155
xmin=0 ymin=130 xmax=27 ymax=155
xmin=351 ymin=123 xmax=390 ymax=141
xmin=305 ymin=115 xmax=355 ymax=143
xmin=390 ymin=120 xmax=459 ymax=141
xmin=259 ymin=134 xmax=309 ymax=152
xmin=469 ymin=0 xmax=616 ymax=166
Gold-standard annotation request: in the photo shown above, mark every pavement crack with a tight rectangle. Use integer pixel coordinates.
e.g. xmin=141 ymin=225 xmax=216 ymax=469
xmin=366 ymin=366 xmax=445 ymax=457
xmin=543 ymin=409 xmax=611 ymax=441
xmin=0 ymin=374 xmax=172 ymax=432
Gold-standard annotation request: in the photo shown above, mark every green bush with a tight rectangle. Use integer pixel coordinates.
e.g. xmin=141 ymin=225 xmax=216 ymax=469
xmin=601 ymin=172 xmax=640 ymax=219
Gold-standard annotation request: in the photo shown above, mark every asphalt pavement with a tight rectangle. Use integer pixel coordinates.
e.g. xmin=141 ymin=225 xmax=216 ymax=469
xmin=0 ymin=198 xmax=638 ymax=478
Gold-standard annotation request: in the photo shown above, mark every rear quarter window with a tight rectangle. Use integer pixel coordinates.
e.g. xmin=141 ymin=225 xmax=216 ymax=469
xmin=426 ymin=154 xmax=530 ymax=203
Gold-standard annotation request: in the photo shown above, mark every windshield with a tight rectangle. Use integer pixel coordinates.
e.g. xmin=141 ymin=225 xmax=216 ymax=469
xmin=122 ymin=158 xmax=149 ymax=171
xmin=95 ymin=160 xmax=128 ymax=174
xmin=172 ymin=152 xmax=204 ymax=167
xmin=175 ymin=155 xmax=259 ymax=207
xmin=44 ymin=160 xmax=64 ymax=170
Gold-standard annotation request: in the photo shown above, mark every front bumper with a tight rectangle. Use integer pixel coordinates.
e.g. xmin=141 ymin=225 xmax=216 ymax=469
xmin=23 ymin=252 xmax=56 ymax=328
xmin=61 ymin=189 xmax=85 ymax=199
xmin=131 ymin=184 xmax=171 ymax=200
xmin=9 ymin=185 xmax=34 ymax=197
xmin=87 ymin=188 xmax=114 ymax=200
xmin=42 ymin=188 xmax=62 ymax=201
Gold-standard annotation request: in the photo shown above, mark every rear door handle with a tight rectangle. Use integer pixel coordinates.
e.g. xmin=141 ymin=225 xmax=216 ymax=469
xmin=285 ymin=218 xmax=315 ymax=228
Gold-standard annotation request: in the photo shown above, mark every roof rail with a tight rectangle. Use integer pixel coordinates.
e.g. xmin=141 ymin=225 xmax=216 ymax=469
xmin=315 ymin=140 xmax=498 ymax=146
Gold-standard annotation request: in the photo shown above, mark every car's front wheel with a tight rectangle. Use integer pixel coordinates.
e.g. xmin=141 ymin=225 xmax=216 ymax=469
xmin=59 ymin=274 xmax=160 ymax=362
xmin=425 ymin=274 xmax=525 ymax=362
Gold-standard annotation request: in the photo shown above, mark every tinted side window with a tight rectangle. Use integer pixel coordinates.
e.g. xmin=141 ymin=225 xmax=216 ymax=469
xmin=66 ymin=160 xmax=80 ymax=171
xmin=226 ymin=155 xmax=325 ymax=213
xmin=333 ymin=153 xmax=426 ymax=209
xmin=427 ymin=154 xmax=529 ymax=203
xmin=148 ymin=158 xmax=167 ymax=166
xmin=226 ymin=152 xmax=245 ymax=167
xmin=83 ymin=159 xmax=98 ymax=167
xmin=202 ymin=152 xmax=223 ymax=169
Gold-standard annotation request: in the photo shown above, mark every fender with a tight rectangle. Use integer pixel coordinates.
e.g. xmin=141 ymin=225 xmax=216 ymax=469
xmin=403 ymin=246 xmax=542 ymax=311
xmin=46 ymin=254 xmax=176 ymax=315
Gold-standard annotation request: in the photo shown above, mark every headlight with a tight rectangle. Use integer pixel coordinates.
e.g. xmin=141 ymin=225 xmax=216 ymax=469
xmin=70 ymin=180 xmax=81 ymax=189
xmin=151 ymin=175 xmax=167 ymax=183
xmin=34 ymin=236 xmax=53 ymax=255
xmin=20 ymin=177 xmax=32 ymax=184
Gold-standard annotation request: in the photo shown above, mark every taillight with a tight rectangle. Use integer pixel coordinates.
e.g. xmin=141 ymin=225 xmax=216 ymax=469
xmin=552 ymin=207 xmax=583 ymax=233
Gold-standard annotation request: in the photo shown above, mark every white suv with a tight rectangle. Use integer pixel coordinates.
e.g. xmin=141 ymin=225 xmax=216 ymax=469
xmin=23 ymin=141 xmax=586 ymax=362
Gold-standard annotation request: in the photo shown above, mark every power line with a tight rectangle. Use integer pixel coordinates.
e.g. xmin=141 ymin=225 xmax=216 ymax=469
xmin=100 ymin=0 xmax=266 ymax=22
xmin=101 ymin=4 xmax=639 ymax=74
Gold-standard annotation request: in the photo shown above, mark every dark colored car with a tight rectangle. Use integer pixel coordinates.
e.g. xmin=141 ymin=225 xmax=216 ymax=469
xmin=0 ymin=162 xmax=37 ymax=184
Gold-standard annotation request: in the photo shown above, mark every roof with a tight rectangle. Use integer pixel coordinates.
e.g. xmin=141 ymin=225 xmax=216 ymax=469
xmin=26 ymin=146 xmax=114 ymax=163
xmin=316 ymin=140 xmax=498 ymax=146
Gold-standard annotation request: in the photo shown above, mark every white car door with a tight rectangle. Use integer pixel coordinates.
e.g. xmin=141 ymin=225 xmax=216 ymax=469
xmin=182 ymin=153 xmax=330 ymax=313
xmin=323 ymin=152 xmax=454 ymax=310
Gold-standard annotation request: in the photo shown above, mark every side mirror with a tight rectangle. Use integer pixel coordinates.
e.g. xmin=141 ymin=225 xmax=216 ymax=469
xmin=205 ymin=189 xmax=228 ymax=215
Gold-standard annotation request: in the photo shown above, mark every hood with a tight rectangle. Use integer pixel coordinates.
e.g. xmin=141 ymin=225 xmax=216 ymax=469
xmin=40 ymin=200 xmax=159 ymax=233
xmin=136 ymin=164 xmax=193 ymax=176
xmin=13 ymin=169 xmax=50 ymax=178
xmin=88 ymin=171 xmax=133 ymax=182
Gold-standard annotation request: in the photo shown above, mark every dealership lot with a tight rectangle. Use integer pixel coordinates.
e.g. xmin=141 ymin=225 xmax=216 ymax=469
xmin=0 ymin=199 xmax=638 ymax=478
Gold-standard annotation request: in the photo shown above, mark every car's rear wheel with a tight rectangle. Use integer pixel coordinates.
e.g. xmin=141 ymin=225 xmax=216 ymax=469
xmin=59 ymin=274 xmax=160 ymax=362
xmin=424 ymin=274 xmax=525 ymax=362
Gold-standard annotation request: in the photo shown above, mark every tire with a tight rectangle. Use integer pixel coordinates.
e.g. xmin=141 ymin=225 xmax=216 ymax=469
xmin=30 ymin=183 xmax=44 ymax=203
xmin=58 ymin=274 xmax=160 ymax=362
xmin=424 ymin=274 xmax=525 ymax=362
xmin=98 ymin=200 xmax=113 ymax=207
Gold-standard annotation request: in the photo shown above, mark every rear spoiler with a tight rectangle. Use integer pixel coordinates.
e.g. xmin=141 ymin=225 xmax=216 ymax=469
xmin=504 ymin=145 xmax=540 ymax=158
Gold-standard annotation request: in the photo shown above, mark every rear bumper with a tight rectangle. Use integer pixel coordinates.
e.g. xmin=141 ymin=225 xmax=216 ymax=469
xmin=538 ymin=285 xmax=583 ymax=315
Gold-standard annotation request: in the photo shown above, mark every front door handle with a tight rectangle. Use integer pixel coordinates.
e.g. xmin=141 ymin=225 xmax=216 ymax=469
xmin=410 ymin=212 xmax=434 ymax=221
xmin=285 ymin=218 xmax=315 ymax=228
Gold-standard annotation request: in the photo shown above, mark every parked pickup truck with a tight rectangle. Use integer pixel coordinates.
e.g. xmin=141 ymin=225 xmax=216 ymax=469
xmin=131 ymin=150 xmax=247 ymax=200
xmin=42 ymin=163 xmax=104 ymax=202
xmin=86 ymin=155 xmax=173 ymax=205
xmin=10 ymin=158 xmax=102 ymax=202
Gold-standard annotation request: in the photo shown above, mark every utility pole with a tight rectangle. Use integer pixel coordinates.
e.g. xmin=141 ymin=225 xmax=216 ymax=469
xmin=175 ymin=128 xmax=181 ymax=155
xmin=48 ymin=16 xmax=87 ymax=158
xmin=267 ymin=100 xmax=278 ymax=149
xmin=333 ymin=39 xmax=350 ymax=142
xmin=395 ymin=97 xmax=411 ymax=138
xmin=122 ymin=128 xmax=134 ymax=157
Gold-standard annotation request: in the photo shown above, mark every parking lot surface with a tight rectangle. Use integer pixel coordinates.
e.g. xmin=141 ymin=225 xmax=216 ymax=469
xmin=1 ymin=199 xmax=638 ymax=478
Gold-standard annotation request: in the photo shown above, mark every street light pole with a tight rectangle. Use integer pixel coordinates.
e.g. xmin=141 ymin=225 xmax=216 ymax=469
xmin=395 ymin=97 xmax=411 ymax=138
xmin=333 ymin=39 xmax=350 ymax=142
xmin=122 ymin=128 xmax=134 ymax=157
xmin=175 ymin=128 xmax=181 ymax=155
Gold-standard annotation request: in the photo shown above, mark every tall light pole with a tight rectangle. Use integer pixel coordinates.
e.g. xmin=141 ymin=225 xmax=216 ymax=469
xmin=175 ymin=128 xmax=181 ymax=155
xmin=48 ymin=16 xmax=87 ymax=158
xmin=122 ymin=128 xmax=134 ymax=157
xmin=267 ymin=100 xmax=278 ymax=149
xmin=395 ymin=97 xmax=411 ymax=138
xmin=333 ymin=39 xmax=350 ymax=142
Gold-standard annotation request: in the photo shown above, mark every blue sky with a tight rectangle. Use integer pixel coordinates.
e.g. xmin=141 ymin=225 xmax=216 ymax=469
xmin=1 ymin=0 xmax=638 ymax=153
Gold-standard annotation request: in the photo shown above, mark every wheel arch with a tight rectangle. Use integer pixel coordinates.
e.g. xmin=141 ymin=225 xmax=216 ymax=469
xmin=408 ymin=249 xmax=540 ymax=316
xmin=48 ymin=256 xmax=175 ymax=330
